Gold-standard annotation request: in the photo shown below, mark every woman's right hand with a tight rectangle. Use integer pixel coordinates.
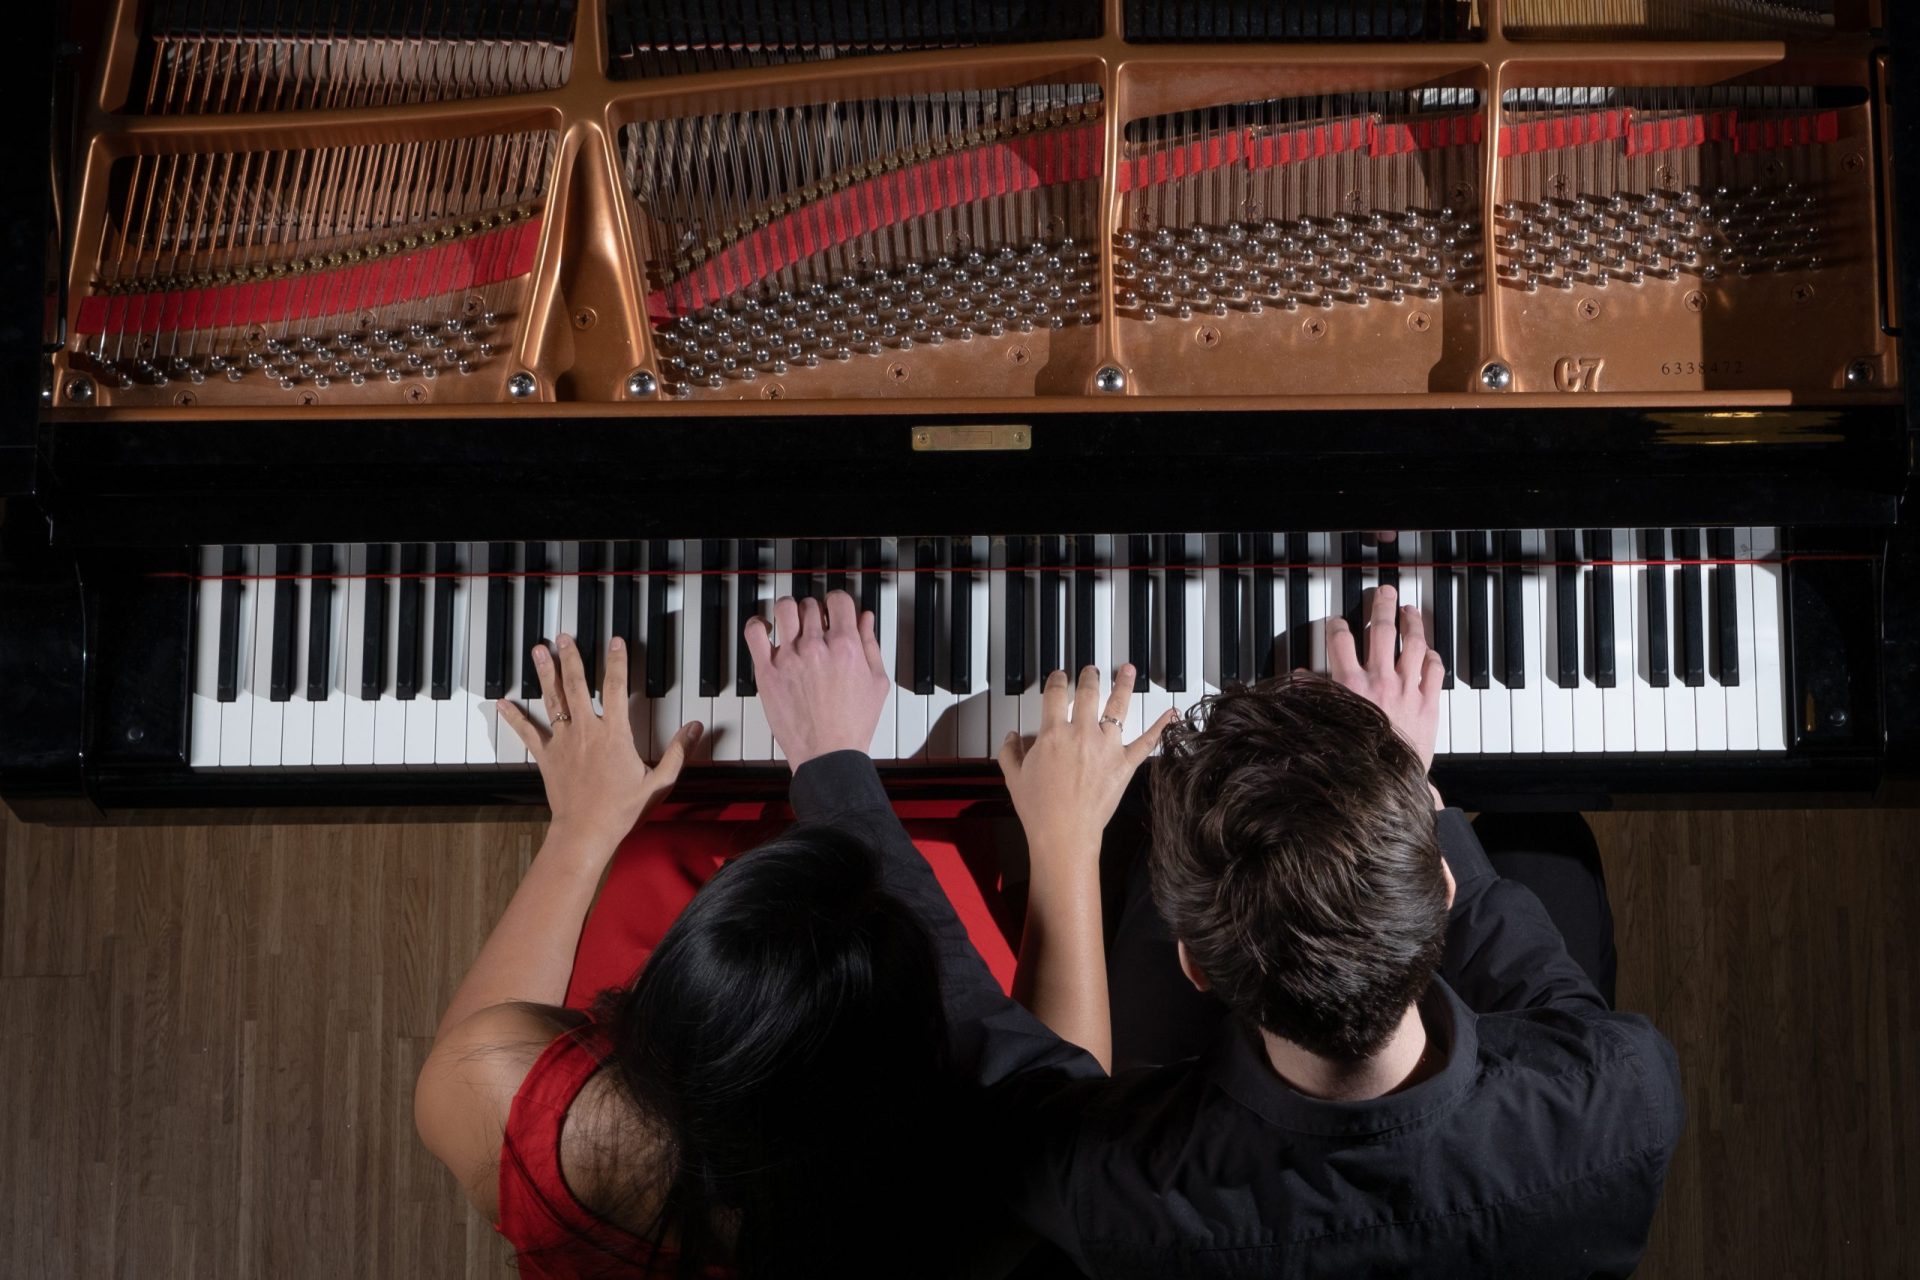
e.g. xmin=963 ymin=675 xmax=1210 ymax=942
xmin=745 ymin=589 xmax=890 ymax=771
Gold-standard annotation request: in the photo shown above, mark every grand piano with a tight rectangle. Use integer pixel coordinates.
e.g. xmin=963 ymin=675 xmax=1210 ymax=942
xmin=3 ymin=0 xmax=1916 ymax=817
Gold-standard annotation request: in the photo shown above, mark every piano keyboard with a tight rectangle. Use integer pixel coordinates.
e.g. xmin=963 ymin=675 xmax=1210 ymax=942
xmin=185 ymin=530 xmax=1788 ymax=770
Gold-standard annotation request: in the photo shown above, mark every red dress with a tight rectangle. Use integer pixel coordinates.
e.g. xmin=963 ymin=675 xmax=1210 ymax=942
xmin=494 ymin=801 xmax=1019 ymax=1274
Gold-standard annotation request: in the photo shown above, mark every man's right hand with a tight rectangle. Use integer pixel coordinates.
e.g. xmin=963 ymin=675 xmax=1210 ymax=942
xmin=1326 ymin=583 xmax=1446 ymax=774
xmin=744 ymin=589 xmax=890 ymax=772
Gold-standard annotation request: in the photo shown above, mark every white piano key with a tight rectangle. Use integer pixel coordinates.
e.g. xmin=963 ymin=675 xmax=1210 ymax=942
xmin=245 ymin=545 xmax=285 ymax=767
xmin=530 ymin=545 xmax=565 ymax=753
xmin=281 ymin=549 xmax=316 ymax=768
xmin=1630 ymin=551 xmax=1667 ymax=755
xmin=765 ymin=541 xmax=791 ymax=764
xmin=555 ymin=541 xmax=580 ymax=708
xmin=1018 ymin=548 xmax=1050 ymax=739
xmin=739 ymin=543 xmax=774 ymax=761
xmin=647 ymin=540 xmax=685 ymax=761
xmin=404 ymin=550 xmax=444 ymax=769
xmin=709 ymin=546 xmax=745 ymax=763
xmin=955 ymin=537 xmax=992 ymax=758
xmin=895 ymin=546 xmax=930 ymax=761
xmin=462 ymin=546 xmax=499 ymax=768
xmin=1200 ymin=534 xmax=1226 ymax=694
xmin=342 ymin=545 xmax=377 ymax=766
xmin=869 ymin=540 xmax=900 ymax=760
xmin=594 ymin=545 xmax=619 ymax=722
xmin=1602 ymin=530 xmax=1638 ymax=754
xmin=678 ymin=540 xmax=714 ymax=756
xmin=495 ymin=550 xmax=529 ymax=768
xmin=1693 ymin=538 xmax=1730 ymax=753
xmin=1478 ymin=537 xmax=1514 ymax=756
xmin=1112 ymin=542 xmax=1144 ymax=736
xmin=188 ymin=544 xmax=225 ymax=768
xmin=1307 ymin=531 xmax=1331 ymax=676
xmin=1441 ymin=535 xmax=1480 ymax=755
xmin=1409 ymin=533 xmax=1447 ymax=758
xmin=1751 ymin=527 xmax=1787 ymax=752
xmin=1137 ymin=544 xmax=1176 ymax=739
xmin=309 ymin=547 xmax=346 ymax=768
xmin=1512 ymin=529 xmax=1548 ymax=756
xmin=1661 ymin=551 xmax=1698 ymax=751
xmin=371 ymin=550 xmax=409 ymax=767
xmin=926 ymin=544 xmax=960 ymax=762
xmin=216 ymin=545 xmax=255 ymax=767
xmin=1725 ymin=528 xmax=1761 ymax=752
xmin=1571 ymin=536 xmax=1606 ymax=755
xmin=1092 ymin=533 xmax=1116 ymax=719
xmin=431 ymin=546 xmax=472 ymax=766
xmin=987 ymin=538 xmax=1024 ymax=751
xmin=1171 ymin=534 xmax=1209 ymax=721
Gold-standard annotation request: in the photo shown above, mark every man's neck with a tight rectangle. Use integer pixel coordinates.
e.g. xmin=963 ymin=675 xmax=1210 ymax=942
xmin=1260 ymin=1004 xmax=1434 ymax=1102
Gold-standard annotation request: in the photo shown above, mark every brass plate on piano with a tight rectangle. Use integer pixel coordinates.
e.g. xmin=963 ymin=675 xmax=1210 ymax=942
xmin=910 ymin=424 xmax=1033 ymax=452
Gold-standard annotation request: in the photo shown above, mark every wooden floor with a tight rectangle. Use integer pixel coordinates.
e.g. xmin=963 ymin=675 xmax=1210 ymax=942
xmin=3 ymin=802 xmax=1916 ymax=1278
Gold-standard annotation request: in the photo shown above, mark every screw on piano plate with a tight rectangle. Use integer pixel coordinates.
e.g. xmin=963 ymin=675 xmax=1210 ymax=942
xmin=763 ymin=383 xmax=786 ymax=400
xmin=243 ymin=323 xmax=266 ymax=347
xmin=1480 ymin=362 xmax=1514 ymax=392
xmin=404 ymin=383 xmax=428 ymax=404
xmin=64 ymin=375 xmax=93 ymax=403
xmin=626 ymin=370 xmax=658 ymax=397
xmin=1577 ymin=297 xmax=1602 ymax=321
xmin=1843 ymin=152 xmax=1865 ymax=174
xmin=1408 ymin=311 xmax=1432 ymax=333
xmin=1301 ymin=317 xmax=1328 ymax=341
xmin=1094 ymin=365 xmax=1126 ymax=394
xmin=886 ymin=363 xmax=909 ymax=383
xmin=173 ymin=390 xmax=195 ymax=407
xmin=1685 ymin=290 xmax=1706 ymax=313
xmin=1791 ymin=283 xmax=1816 ymax=305
xmin=572 ymin=307 xmax=597 ymax=330
xmin=1846 ymin=360 xmax=1876 ymax=390
xmin=1195 ymin=325 xmax=1221 ymax=348
xmin=508 ymin=371 xmax=537 ymax=399
xmin=1006 ymin=345 xmax=1031 ymax=366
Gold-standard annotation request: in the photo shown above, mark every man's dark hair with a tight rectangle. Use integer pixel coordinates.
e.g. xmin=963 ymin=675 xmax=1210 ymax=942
xmin=1150 ymin=673 xmax=1449 ymax=1061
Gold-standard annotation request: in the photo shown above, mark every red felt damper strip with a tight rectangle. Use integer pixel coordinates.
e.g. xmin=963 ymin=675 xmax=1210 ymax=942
xmin=74 ymin=217 xmax=542 ymax=337
xmin=1117 ymin=114 xmax=1479 ymax=193
xmin=654 ymin=124 xmax=1104 ymax=319
xmin=564 ymin=802 xmax=1020 ymax=1009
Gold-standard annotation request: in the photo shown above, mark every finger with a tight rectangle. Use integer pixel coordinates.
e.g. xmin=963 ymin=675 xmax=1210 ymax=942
xmin=650 ymin=721 xmax=705 ymax=792
xmin=1101 ymin=663 xmax=1137 ymax=727
xmin=825 ymin=588 xmax=858 ymax=636
xmin=604 ymin=635 xmax=633 ymax=738
xmin=745 ymin=614 xmax=775 ymax=675
xmin=859 ymin=609 xmax=886 ymax=677
xmin=556 ymin=632 xmax=594 ymax=719
xmin=996 ymin=730 xmax=1027 ymax=779
xmin=1124 ymin=708 xmax=1179 ymax=768
xmin=798 ymin=595 xmax=825 ymax=643
xmin=1396 ymin=603 xmax=1430 ymax=680
xmin=1042 ymin=668 xmax=1071 ymax=730
xmin=772 ymin=596 xmax=800 ymax=648
xmin=1326 ymin=617 xmax=1359 ymax=683
xmin=1372 ymin=530 xmax=1398 ymax=545
xmin=1365 ymin=584 xmax=1399 ymax=677
xmin=1419 ymin=647 xmax=1448 ymax=699
xmin=1073 ymin=664 xmax=1102 ymax=726
xmin=532 ymin=641 xmax=566 ymax=720
xmin=497 ymin=698 xmax=548 ymax=757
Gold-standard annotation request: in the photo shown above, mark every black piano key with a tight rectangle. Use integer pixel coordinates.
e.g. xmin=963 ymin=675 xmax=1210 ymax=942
xmin=1286 ymin=532 xmax=1311 ymax=673
xmin=1341 ymin=531 xmax=1365 ymax=660
xmin=1253 ymin=533 xmax=1275 ymax=679
xmin=611 ymin=541 xmax=640 ymax=674
xmin=1675 ymin=528 xmax=1706 ymax=688
xmin=1219 ymin=534 xmax=1243 ymax=686
xmin=860 ymin=538 xmax=882 ymax=620
xmin=577 ymin=542 xmax=604 ymax=696
xmin=951 ymin=539 xmax=973 ymax=695
xmin=826 ymin=539 xmax=850 ymax=597
xmin=1166 ymin=534 xmax=1188 ymax=693
xmin=396 ymin=543 xmax=425 ymax=701
xmin=914 ymin=538 xmax=938 ymax=695
xmin=306 ymin=543 xmax=335 ymax=702
xmin=1004 ymin=535 xmax=1029 ymax=695
xmin=362 ymin=544 xmax=390 ymax=700
xmin=269 ymin=544 xmax=299 ymax=702
xmin=521 ymin=542 xmax=548 ymax=699
xmin=217 ymin=545 xmax=245 ymax=703
xmin=1585 ymin=530 xmax=1615 ymax=689
xmin=1465 ymin=531 xmax=1491 ymax=690
xmin=1431 ymin=533 xmax=1455 ymax=691
xmin=1073 ymin=535 xmax=1096 ymax=674
xmin=1641 ymin=529 xmax=1670 ymax=689
xmin=1377 ymin=534 xmax=1399 ymax=593
xmin=700 ymin=539 xmax=726 ymax=698
xmin=1129 ymin=534 xmax=1153 ymax=689
xmin=645 ymin=539 xmax=670 ymax=699
xmin=1499 ymin=530 xmax=1526 ymax=689
xmin=483 ymin=543 xmax=511 ymax=700
xmin=1554 ymin=529 xmax=1580 ymax=687
xmin=1039 ymin=536 xmax=1063 ymax=680
xmin=1709 ymin=527 xmax=1740 ymax=687
xmin=737 ymin=539 xmax=760 ymax=697
xmin=430 ymin=543 xmax=458 ymax=701
xmin=792 ymin=539 xmax=815 ymax=603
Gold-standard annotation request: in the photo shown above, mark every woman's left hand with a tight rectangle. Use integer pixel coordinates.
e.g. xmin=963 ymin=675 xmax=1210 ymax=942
xmin=499 ymin=632 xmax=702 ymax=849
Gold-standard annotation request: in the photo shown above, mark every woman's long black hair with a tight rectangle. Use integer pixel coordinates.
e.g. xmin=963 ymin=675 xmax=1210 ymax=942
xmin=571 ymin=824 xmax=963 ymax=1277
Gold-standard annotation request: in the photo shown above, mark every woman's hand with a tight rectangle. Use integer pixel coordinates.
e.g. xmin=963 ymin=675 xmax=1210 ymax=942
xmin=498 ymin=632 xmax=702 ymax=849
xmin=1326 ymin=582 xmax=1446 ymax=773
xmin=999 ymin=664 xmax=1175 ymax=869
xmin=745 ymin=590 xmax=891 ymax=772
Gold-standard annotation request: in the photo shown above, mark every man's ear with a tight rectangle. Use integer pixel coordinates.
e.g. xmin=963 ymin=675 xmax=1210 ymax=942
xmin=1176 ymin=940 xmax=1211 ymax=993
xmin=1442 ymin=858 xmax=1456 ymax=911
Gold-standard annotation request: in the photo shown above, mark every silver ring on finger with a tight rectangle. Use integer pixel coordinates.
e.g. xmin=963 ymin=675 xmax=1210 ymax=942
xmin=552 ymin=712 xmax=572 ymax=724
xmin=1098 ymin=715 xmax=1123 ymax=730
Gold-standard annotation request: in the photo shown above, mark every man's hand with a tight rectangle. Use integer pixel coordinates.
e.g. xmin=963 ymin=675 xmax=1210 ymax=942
xmin=999 ymin=664 xmax=1175 ymax=869
xmin=745 ymin=589 xmax=890 ymax=772
xmin=499 ymin=633 xmax=701 ymax=849
xmin=1327 ymin=583 xmax=1446 ymax=773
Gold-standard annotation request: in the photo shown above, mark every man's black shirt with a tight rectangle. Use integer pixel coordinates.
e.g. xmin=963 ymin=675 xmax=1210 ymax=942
xmin=992 ymin=809 xmax=1685 ymax=1278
